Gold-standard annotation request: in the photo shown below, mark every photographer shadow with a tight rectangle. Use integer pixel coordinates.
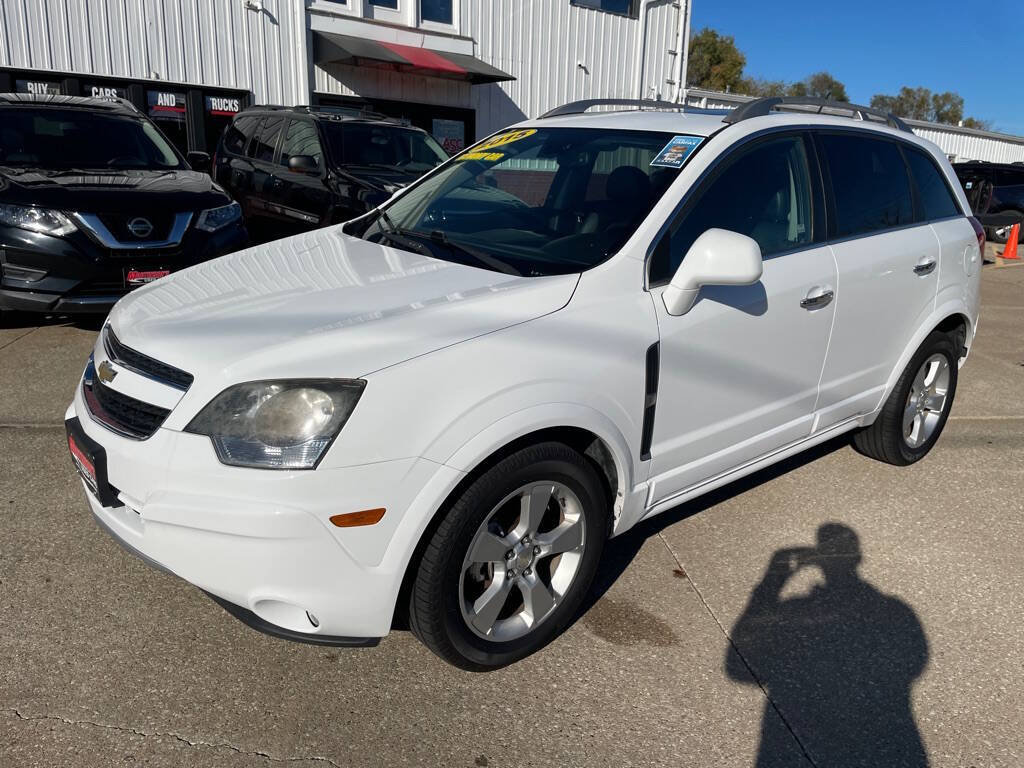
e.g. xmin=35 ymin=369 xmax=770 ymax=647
xmin=727 ymin=523 xmax=929 ymax=767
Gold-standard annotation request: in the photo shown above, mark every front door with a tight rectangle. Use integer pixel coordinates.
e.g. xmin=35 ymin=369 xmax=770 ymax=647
xmin=646 ymin=133 xmax=836 ymax=505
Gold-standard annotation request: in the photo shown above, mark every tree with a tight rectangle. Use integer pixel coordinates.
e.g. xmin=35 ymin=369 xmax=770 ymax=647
xmin=738 ymin=77 xmax=788 ymax=98
xmin=688 ymin=28 xmax=746 ymax=93
xmin=793 ymin=72 xmax=849 ymax=102
xmin=931 ymin=91 xmax=964 ymax=125
xmin=872 ymin=85 xmax=989 ymax=127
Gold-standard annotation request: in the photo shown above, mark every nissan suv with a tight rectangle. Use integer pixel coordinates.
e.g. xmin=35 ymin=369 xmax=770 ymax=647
xmin=0 ymin=93 xmax=247 ymax=319
xmin=67 ymin=97 xmax=982 ymax=670
xmin=213 ymin=105 xmax=448 ymax=240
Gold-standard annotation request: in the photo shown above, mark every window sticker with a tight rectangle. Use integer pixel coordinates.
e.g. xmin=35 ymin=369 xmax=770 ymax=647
xmin=475 ymin=128 xmax=537 ymax=151
xmin=458 ymin=151 xmax=505 ymax=163
xmin=650 ymin=135 xmax=704 ymax=168
xmin=964 ymin=181 xmax=973 ymax=189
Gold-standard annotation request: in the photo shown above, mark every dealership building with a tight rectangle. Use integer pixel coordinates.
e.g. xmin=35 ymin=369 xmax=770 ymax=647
xmin=0 ymin=0 xmax=688 ymax=156
xmin=2 ymin=0 xmax=1021 ymax=163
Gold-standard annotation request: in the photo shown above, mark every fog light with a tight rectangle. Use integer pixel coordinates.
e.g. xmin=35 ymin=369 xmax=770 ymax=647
xmin=1 ymin=261 xmax=47 ymax=282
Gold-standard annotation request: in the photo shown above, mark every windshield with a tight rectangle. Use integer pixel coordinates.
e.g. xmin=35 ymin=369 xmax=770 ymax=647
xmin=323 ymin=123 xmax=449 ymax=173
xmin=0 ymin=108 xmax=184 ymax=170
xmin=349 ymin=127 xmax=690 ymax=276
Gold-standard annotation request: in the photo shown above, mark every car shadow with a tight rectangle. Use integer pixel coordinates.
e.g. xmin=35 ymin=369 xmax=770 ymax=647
xmin=0 ymin=310 xmax=106 ymax=332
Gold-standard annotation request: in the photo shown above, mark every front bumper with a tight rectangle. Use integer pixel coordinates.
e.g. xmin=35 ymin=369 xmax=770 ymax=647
xmin=0 ymin=222 xmax=248 ymax=313
xmin=67 ymin=387 xmax=460 ymax=642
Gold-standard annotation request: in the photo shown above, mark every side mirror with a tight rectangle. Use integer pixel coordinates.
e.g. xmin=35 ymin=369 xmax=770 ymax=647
xmin=288 ymin=155 xmax=320 ymax=175
xmin=662 ymin=229 xmax=763 ymax=316
xmin=186 ymin=151 xmax=211 ymax=172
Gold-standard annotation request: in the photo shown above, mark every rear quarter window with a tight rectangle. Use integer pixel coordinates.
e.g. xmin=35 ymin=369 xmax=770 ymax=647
xmin=819 ymin=133 xmax=914 ymax=238
xmin=905 ymin=148 xmax=961 ymax=220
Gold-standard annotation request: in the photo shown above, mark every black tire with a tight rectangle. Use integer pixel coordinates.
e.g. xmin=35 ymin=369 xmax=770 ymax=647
xmin=852 ymin=331 xmax=959 ymax=466
xmin=408 ymin=442 xmax=609 ymax=671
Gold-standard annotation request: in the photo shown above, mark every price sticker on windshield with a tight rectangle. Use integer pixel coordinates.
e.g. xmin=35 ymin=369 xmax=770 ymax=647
xmin=650 ymin=135 xmax=704 ymax=168
xmin=475 ymin=129 xmax=537 ymax=151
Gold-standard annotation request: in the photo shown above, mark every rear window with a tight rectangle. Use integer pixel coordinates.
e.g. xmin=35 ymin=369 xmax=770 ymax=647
xmin=819 ymin=133 xmax=914 ymax=238
xmin=994 ymin=168 xmax=1024 ymax=187
xmin=905 ymin=148 xmax=960 ymax=221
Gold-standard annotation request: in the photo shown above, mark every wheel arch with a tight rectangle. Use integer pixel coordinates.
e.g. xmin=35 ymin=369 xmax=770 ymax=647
xmin=875 ymin=304 xmax=973 ymax=418
xmin=390 ymin=412 xmax=638 ymax=630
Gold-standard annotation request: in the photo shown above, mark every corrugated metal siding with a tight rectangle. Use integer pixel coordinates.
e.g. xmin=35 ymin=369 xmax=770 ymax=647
xmin=466 ymin=0 xmax=682 ymax=137
xmin=0 ymin=0 xmax=309 ymax=103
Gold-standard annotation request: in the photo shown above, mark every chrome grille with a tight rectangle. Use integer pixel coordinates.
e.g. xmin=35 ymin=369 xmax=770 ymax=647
xmin=103 ymin=326 xmax=194 ymax=391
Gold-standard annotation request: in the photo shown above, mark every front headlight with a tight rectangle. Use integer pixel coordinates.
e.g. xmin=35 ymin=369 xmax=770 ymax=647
xmin=195 ymin=201 xmax=242 ymax=232
xmin=0 ymin=204 xmax=77 ymax=236
xmin=185 ymin=379 xmax=365 ymax=469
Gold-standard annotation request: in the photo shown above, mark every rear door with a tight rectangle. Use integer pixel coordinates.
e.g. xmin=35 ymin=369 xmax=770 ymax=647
xmin=246 ymin=115 xmax=286 ymax=227
xmin=813 ymin=131 xmax=940 ymax=429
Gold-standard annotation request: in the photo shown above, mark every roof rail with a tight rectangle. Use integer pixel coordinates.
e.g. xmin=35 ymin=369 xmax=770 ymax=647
xmin=245 ymin=104 xmax=395 ymax=122
xmin=539 ymin=98 xmax=687 ymax=119
xmin=723 ymin=97 xmax=911 ymax=133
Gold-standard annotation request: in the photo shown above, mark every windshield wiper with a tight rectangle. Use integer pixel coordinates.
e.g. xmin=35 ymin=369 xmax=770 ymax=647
xmin=418 ymin=230 xmax=522 ymax=277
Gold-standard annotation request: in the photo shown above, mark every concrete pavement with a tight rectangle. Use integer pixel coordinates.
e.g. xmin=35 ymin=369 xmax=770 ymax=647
xmin=1 ymin=259 xmax=1021 ymax=767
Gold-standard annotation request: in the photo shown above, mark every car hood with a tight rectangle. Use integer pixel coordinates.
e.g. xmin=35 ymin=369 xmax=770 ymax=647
xmin=0 ymin=167 xmax=230 ymax=212
xmin=108 ymin=227 xmax=579 ymax=386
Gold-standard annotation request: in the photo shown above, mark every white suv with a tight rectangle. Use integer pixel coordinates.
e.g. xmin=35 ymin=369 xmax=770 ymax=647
xmin=67 ymin=98 xmax=982 ymax=669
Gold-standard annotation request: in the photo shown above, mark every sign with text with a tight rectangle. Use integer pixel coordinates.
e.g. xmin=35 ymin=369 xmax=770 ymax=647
xmin=205 ymin=95 xmax=241 ymax=116
xmin=147 ymin=90 xmax=186 ymax=122
xmin=432 ymin=118 xmax=466 ymax=155
xmin=15 ymin=79 xmax=62 ymax=96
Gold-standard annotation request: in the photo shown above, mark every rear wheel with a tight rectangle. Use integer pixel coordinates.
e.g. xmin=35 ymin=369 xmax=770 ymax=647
xmin=853 ymin=331 xmax=959 ymax=465
xmin=408 ymin=442 xmax=608 ymax=670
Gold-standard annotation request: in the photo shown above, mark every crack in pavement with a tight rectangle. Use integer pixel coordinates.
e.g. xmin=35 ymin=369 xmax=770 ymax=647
xmin=1 ymin=707 xmax=343 ymax=767
xmin=656 ymin=532 xmax=821 ymax=768
xmin=0 ymin=326 xmax=39 ymax=353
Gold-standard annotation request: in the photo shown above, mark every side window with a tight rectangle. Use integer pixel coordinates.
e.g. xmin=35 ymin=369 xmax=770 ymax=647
xmin=279 ymin=120 xmax=323 ymax=168
xmin=994 ymin=168 xmax=1024 ymax=188
xmin=251 ymin=116 xmax=284 ymax=163
xmin=223 ymin=116 xmax=257 ymax=155
xmin=819 ymin=133 xmax=914 ymax=238
xmin=905 ymin=148 xmax=960 ymax=221
xmin=650 ymin=135 xmax=813 ymax=284
xmin=244 ymin=117 xmax=264 ymax=159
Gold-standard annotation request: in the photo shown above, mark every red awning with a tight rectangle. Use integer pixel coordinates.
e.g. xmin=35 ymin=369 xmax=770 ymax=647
xmin=314 ymin=31 xmax=514 ymax=85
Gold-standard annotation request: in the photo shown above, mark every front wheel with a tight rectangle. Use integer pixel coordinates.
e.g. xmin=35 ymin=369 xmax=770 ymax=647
xmin=853 ymin=331 xmax=959 ymax=465
xmin=408 ymin=443 xmax=609 ymax=670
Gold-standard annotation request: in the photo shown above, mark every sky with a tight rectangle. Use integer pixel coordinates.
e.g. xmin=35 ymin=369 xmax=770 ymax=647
xmin=690 ymin=0 xmax=1024 ymax=135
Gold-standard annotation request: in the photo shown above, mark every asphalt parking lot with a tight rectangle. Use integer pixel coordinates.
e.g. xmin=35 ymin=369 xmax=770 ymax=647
xmin=1 ymin=250 xmax=1022 ymax=768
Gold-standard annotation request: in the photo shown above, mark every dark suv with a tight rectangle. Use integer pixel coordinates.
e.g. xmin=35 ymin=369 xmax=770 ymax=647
xmin=0 ymin=94 xmax=247 ymax=318
xmin=214 ymin=106 xmax=449 ymax=239
xmin=954 ymin=161 xmax=1024 ymax=243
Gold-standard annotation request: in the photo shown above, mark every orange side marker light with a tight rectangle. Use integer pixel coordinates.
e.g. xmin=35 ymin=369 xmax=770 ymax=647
xmin=330 ymin=508 xmax=386 ymax=527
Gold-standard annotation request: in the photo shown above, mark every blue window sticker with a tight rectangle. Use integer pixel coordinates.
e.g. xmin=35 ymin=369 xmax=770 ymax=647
xmin=650 ymin=135 xmax=704 ymax=168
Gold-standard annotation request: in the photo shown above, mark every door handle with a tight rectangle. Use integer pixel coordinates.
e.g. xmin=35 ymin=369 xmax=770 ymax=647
xmin=913 ymin=257 xmax=937 ymax=275
xmin=800 ymin=287 xmax=834 ymax=310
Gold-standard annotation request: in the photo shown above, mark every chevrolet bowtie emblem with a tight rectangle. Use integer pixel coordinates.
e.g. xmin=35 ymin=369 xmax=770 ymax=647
xmin=97 ymin=359 xmax=118 ymax=384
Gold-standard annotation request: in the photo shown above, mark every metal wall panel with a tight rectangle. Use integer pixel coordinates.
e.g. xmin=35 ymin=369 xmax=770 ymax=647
xmin=0 ymin=0 xmax=309 ymax=104
xmin=465 ymin=0 xmax=684 ymax=137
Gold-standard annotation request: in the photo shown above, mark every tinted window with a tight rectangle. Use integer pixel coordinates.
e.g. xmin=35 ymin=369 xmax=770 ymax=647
xmin=279 ymin=120 xmax=323 ymax=167
xmin=820 ymin=133 xmax=913 ymax=238
xmin=571 ymin=0 xmax=638 ymax=16
xmin=650 ymin=135 xmax=813 ymax=283
xmin=223 ymin=115 xmax=259 ymax=155
xmin=994 ymin=168 xmax=1024 ymax=187
xmin=252 ymin=116 xmax=284 ymax=163
xmin=0 ymin=108 xmax=182 ymax=169
xmin=905 ymin=148 xmax=960 ymax=220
